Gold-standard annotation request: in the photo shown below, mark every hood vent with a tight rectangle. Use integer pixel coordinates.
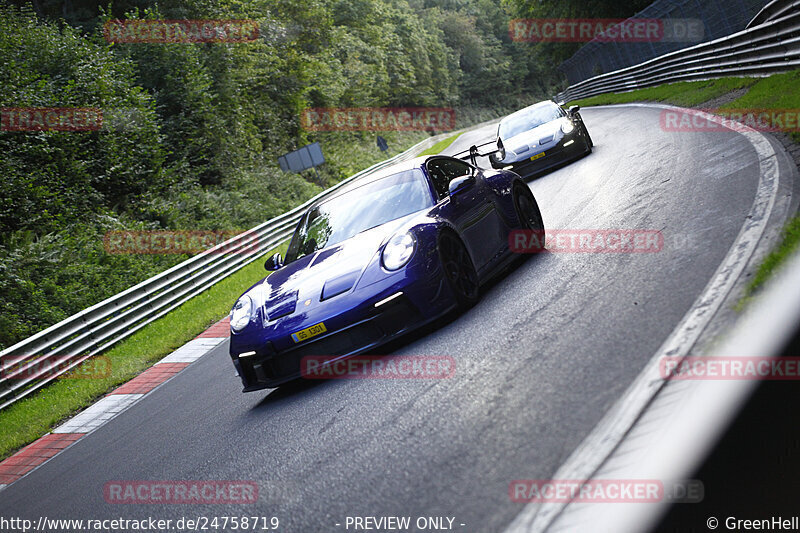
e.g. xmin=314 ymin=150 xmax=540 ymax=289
xmin=265 ymin=291 xmax=298 ymax=321
xmin=321 ymin=270 xmax=360 ymax=301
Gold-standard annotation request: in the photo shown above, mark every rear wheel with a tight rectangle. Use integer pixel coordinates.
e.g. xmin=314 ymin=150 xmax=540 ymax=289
xmin=438 ymin=232 xmax=479 ymax=308
xmin=513 ymin=182 xmax=544 ymax=232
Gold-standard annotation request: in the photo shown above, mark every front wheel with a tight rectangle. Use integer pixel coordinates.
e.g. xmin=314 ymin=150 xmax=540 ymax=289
xmin=581 ymin=122 xmax=594 ymax=150
xmin=438 ymin=231 xmax=479 ymax=309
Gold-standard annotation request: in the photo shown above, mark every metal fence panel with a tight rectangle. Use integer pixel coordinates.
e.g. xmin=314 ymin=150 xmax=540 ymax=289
xmin=556 ymin=1 xmax=799 ymax=103
xmin=560 ymin=0 xmax=775 ymax=85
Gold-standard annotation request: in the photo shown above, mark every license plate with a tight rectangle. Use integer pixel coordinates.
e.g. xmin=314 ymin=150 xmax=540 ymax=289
xmin=530 ymin=152 xmax=545 ymax=161
xmin=291 ymin=322 xmax=327 ymax=343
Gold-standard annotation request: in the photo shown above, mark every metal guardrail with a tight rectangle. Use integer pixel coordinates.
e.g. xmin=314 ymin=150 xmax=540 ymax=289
xmin=747 ymin=0 xmax=800 ymax=28
xmin=0 ymin=137 xmax=439 ymax=410
xmin=559 ymin=0 xmax=771 ymax=85
xmin=556 ymin=0 xmax=800 ymax=103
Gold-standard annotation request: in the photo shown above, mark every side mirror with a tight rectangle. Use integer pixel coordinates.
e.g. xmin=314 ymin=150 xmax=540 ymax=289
xmin=489 ymin=139 xmax=508 ymax=169
xmin=495 ymin=138 xmax=506 ymax=161
xmin=264 ymin=252 xmax=283 ymax=271
xmin=489 ymin=151 xmax=505 ymax=168
xmin=568 ymin=105 xmax=581 ymax=117
xmin=448 ymin=175 xmax=474 ymax=197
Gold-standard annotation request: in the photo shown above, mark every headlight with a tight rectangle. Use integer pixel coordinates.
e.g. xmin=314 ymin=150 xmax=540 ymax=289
xmin=500 ymin=148 xmax=517 ymax=163
xmin=230 ymin=295 xmax=254 ymax=332
xmin=560 ymin=118 xmax=575 ymax=134
xmin=382 ymin=232 xmax=416 ymax=271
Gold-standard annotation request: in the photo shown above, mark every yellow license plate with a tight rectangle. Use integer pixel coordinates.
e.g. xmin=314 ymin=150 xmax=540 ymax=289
xmin=291 ymin=322 xmax=327 ymax=343
xmin=530 ymin=152 xmax=545 ymax=161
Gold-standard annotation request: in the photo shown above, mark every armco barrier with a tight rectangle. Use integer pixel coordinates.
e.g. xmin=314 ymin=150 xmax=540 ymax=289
xmin=556 ymin=0 xmax=800 ymax=103
xmin=747 ymin=0 xmax=800 ymax=28
xmin=0 ymin=134 xmax=445 ymax=410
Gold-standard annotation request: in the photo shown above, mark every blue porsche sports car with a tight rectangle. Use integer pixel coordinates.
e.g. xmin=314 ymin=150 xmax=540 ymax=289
xmin=489 ymin=100 xmax=592 ymax=178
xmin=229 ymin=154 xmax=543 ymax=391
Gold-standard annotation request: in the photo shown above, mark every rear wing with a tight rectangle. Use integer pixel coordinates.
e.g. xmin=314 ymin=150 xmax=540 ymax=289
xmin=452 ymin=140 xmax=499 ymax=167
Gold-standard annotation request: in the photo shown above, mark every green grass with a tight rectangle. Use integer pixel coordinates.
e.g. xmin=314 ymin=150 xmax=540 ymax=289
xmin=0 ymin=242 xmax=287 ymax=460
xmin=418 ymin=131 xmax=465 ymax=156
xmin=739 ymin=215 xmax=800 ymax=308
xmin=569 ymin=70 xmax=800 ymax=141
xmin=570 ymin=71 xmax=800 ymax=143
xmin=569 ymin=76 xmax=759 ymax=108
xmin=717 ymin=70 xmax=800 ymax=143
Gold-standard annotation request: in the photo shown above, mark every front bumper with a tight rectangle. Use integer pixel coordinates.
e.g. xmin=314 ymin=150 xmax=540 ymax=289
xmin=231 ymin=292 xmax=429 ymax=390
xmin=229 ymin=236 xmax=457 ymax=392
xmin=501 ymin=132 xmax=588 ymax=178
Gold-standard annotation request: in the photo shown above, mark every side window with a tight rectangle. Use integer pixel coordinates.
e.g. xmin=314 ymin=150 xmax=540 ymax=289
xmin=426 ymin=158 xmax=473 ymax=200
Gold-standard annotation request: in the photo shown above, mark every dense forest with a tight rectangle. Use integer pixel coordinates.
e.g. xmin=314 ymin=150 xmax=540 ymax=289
xmin=0 ymin=0 xmax=652 ymax=349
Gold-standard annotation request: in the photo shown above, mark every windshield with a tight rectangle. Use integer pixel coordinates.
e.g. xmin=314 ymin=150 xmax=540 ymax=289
xmin=498 ymin=104 xmax=563 ymax=140
xmin=285 ymin=169 xmax=432 ymax=262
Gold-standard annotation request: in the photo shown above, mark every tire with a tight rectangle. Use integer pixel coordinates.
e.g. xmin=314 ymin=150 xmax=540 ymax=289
xmin=582 ymin=122 xmax=594 ymax=150
xmin=513 ymin=181 xmax=544 ymax=232
xmin=438 ymin=231 xmax=479 ymax=309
